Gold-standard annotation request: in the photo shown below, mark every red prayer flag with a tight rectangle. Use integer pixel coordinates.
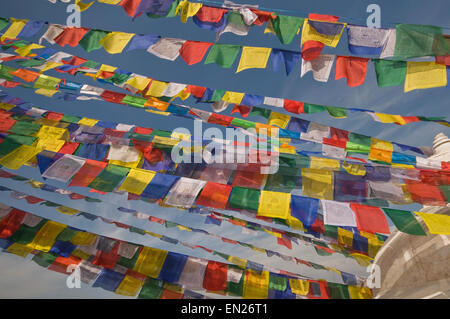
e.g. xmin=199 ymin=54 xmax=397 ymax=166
xmin=69 ymin=193 xmax=86 ymax=200
xmin=250 ymin=9 xmax=274 ymax=26
xmin=232 ymin=170 xmax=265 ymax=188
xmin=0 ymin=209 xmax=26 ymax=238
xmin=10 ymin=69 xmax=40 ymax=82
xmin=25 ymin=196 xmax=44 ymax=204
xmin=277 ymin=236 xmax=292 ymax=250
xmin=68 ymin=159 xmax=107 ymax=187
xmin=231 ymin=104 xmax=251 ymax=118
xmin=54 ymin=27 xmax=90 ymax=47
xmin=196 ymin=182 xmax=232 ymax=210
xmin=283 ymin=99 xmax=304 ymax=114
xmin=179 ymin=41 xmax=213 ymax=65
xmin=45 ymin=111 xmax=64 ymax=121
xmin=0 ymin=81 xmax=23 ymax=88
xmin=134 ymin=126 xmax=153 ymax=135
xmin=100 ymin=90 xmax=126 ymax=104
xmin=350 ymin=203 xmax=390 ymax=234
xmin=405 ymin=181 xmax=447 ymax=206
xmin=203 ymin=261 xmax=228 ymax=291
xmin=161 ymin=288 xmax=184 ymax=299
xmin=92 ymin=241 xmax=120 ymax=269
xmin=186 ymin=85 xmax=206 ymax=98
xmin=208 ymin=113 xmax=234 ymax=126
xmin=0 ymin=118 xmax=16 ymax=132
xmin=335 ymin=56 xmax=370 ymax=87
xmin=195 ymin=6 xmax=227 ymax=23
xmin=58 ymin=142 xmax=79 ymax=155
xmin=48 ymin=255 xmax=82 ymax=274
xmin=64 ymin=56 xmax=87 ymax=66
xmin=104 ymin=128 xmax=126 ymax=138
xmin=323 ymin=127 xmax=349 ymax=148
xmin=436 ymin=55 xmax=450 ymax=66
xmin=119 ymin=0 xmax=141 ymax=17
xmin=308 ymin=280 xmax=330 ymax=299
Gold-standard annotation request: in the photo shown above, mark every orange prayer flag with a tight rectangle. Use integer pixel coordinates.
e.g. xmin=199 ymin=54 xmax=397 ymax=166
xmin=54 ymin=27 xmax=90 ymax=47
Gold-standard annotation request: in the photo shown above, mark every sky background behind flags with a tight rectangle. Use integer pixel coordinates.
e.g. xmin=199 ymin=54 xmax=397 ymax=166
xmin=0 ymin=0 xmax=448 ymax=298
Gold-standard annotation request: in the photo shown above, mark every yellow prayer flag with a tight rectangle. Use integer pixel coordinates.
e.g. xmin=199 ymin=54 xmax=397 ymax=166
xmin=264 ymin=20 xmax=276 ymax=34
xmin=118 ymin=168 xmax=156 ymax=195
xmin=1 ymin=18 xmax=28 ymax=41
xmin=368 ymin=237 xmax=383 ymax=258
xmin=125 ymin=76 xmax=151 ymax=91
xmin=26 ymin=221 xmax=66 ymax=252
xmin=309 ymin=156 xmax=341 ymax=170
xmin=350 ymin=253 xmax=373 ymax=267
xmin=286 ymin=215 xmax=305 ymax=231
xmin=177 ymin=225 xmax=191 ymax=232
xmin=146 ymin=80 xmax=169 ymax=97
xmin=300 ymin=19 xmax=346 ymax=47
xmin=171 ymin=88 xmax=191 ymax=101
xmin=78 ymin=117 xmax=99 ymax=127
xmin=243 ymin=270 xmax=269 ymax=299
xmin=15 ymin=43 xmax=44 ymax=57
xmin=171 ymin=131 xmax=191 ymax=141
xmin=371 ymin=138 xmax=393 ymax=152
xmin=109 ymin=153 xmax=142 ymax=169
xmin=0 ymin=145 xmax=39 ymax=169
xmin=36 ymin=125 xmax=69 ymax=141
xmin=228 ymin=255 xmax=247 ymax=268
xmin=97 ymin=0 xmax=121 ymax=4
xmin=222 ymin=91 xmax=245 ymax=104
xmin=99 ymin=32 xmax=135 ymax=54
xmin=257 ymin=190 xmax=291 ymax=220
xmin=6 ymin=243 xmax=34 ymax=258
xmin=342 ymin=162 xmax=366 ymax=176
xmin=264 ymin=229 xmax=282 ymax=238
xmin=348 ymin=286 xmax=373 ymax=299
xmin=368 ymin=148 xmax=392 ymax=163
xmin=36 ymin=139 xmax=65 ymax=152
xmin=416 ymin=212 xmax=450 ymax=235
xmin=39 ymin=62 xmax=64 ymax=73
xmin=145 ymin=109 xmax=170 ymax=116
xmin=133 ymin=247 xmax=168 ymax=278
xmin=236 ymin=47 xmax=272 ymax=73
xmin=289 ymin=279 xmax=310 ymax=295
xmin=56 ymin=206 xmax=80 ymax=216
xmin=405 ymin=61 xmax=447 ymax=92
xmin=152 ymin=135 xmax=180 ymax=146
xmin=301 ymin=168 xmax=334 ymax=200
xmin=70 ymin=232 xmax=97 ymax=246
xmin=337 ymin=227 xmax=353 ymax=247
xmin=75 ymin=0 xmax=94 ymax=12
xmin=375 ymin=113 xmax=406 ymax=125
xmin=27 ymin=180 xmax=44 ymax=189
xmin=95 ymin=64 xmax=117 ymax=79
xmin=115 ymin=275 xmax=145 ymax=297
xmin=71 ymin=249 xmax=92 ymax=260
xmin=0 ymin=103 xmax=16 ymax=111
xmin=35 ymin=88 xmax=58 ymax=97
xmin=176 ymin=0 xmax=203 ymax=23
xmin=267 ymin=112 xmax=290 ymax=129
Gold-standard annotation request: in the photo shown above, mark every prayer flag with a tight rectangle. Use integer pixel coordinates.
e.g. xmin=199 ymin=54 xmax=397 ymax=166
xmin=99 ymin=32 xmax=135 ymax=54
xmin=257 ymin=190 xmax=291 ymax=219
xmin=204 ymin=44 xmax=241 ymax=68
xmin=404 ymin=61 xmax=447 ymax=92
xmin=236 ymin=47 xmax=272 ymax=73
xmin=351 ymin=203 xmax=390 ymax=234
xmin=335 ymin=56 xmax=370 ymax=87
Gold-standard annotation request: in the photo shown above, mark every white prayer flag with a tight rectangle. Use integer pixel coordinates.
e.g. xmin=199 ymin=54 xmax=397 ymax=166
xmin=42 ymin=154 xmax=86 ymax=182
xmin=322 ymin=200 xmax=357 ymax=227
xmin=147 ymin=38 xmax=186 ymax=61
xmin=301 ymin=54 xmax=335 ymax=82
xmin=106 ymin=144 xmax=140 ymax=163
xmin=178 ymin=257 xmax=208 ymax=290
xmin=164 ymin=177 xmax=206 ymax=208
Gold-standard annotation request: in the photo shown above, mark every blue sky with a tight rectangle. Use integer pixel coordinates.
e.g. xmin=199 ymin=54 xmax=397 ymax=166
xmin=0 ymin=0 xmax=449 ymax=298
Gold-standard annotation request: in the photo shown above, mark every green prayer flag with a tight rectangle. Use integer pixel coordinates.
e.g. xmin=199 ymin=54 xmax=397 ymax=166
xmin=314 ymin=245 xmax=333 ymax=256
xmin=138 ymin=278 xmax=164 ymax=299
xmin=40 ymin=201 xmax=60 ymax=207
xmin=10 ymin=220 xmax=47 ymax=244
xmin=250 ymin=107 xmax=272 ymax=119
xmin=120 ymin=95 xmax=147 ymax=108
xmin=211 ymin=89 xmax=226 ymax=102
xmin=110 ymin=72 xmax=131 ymax=85
xmin=84 ymin=197 xmax=102 ymax=203
xmin=271 ymin=14 xmax=305 ymax=44
xmin=373 ymin=59 xmax=407 ymax=87
xmin=61 ymin=114 xmax=82 ymax=123
xmin=117 ymin=248 xmax=140 ymax=269
xmin=264 ymin=173 xmax=299 ymax=192
xmin=0 ymin=140 xmax=21 ymax=157
xmin=324 ymin=225 xmax=338 ymax=239
xmin=439 ymin=185 xmax=450 ymax=201
xmin=129 ymin=226 xmax=146 ymax=235
xmin=269 ymin=274 xmax=287 ymax=291
xmin=383 ymin=208 xmax=426 ymax=236
xmin=346 ymin=133 xmax=371 ymax=154
xmin=56 ymin=227 xmax=78 ymax=242
xmin=81 ymin=60 xmax=100 ymax=69
xmin=303 ymin=103 xmax=326 ymax=114
xmin=32 ymin=251 xmax=58 ymax=268
xmin=279 ymin=153 xmax=310 ymax=169
xmin=4 ymin=134 xmax=37 ymax=146
xmin=226 ymin=265 xmax=244 ymax=296
xmin=10 ymin=175 xmax=28 ymax=181
xmin=394 ymin=24 xmax=448 ymax=59
xmin=0 ymin=65 xmax=15 ymax=81
xmin=327 ymin=282 xmax=350 ymax=299
xmin=129 ymin=133 xmax=153 ymax=142
xmin=230 ymin=117 xmax=256 ymax=129
xmin=204 ymin=44 xmax=241 ymax=68
xmin=228 ymin=186 xmax=261 ymax=211
xmin=0 ymin=17 xmax=10 ymax=31
xmin=16 ymin=59 xmax=46 ymax=68
xmin=326 ymin=106 xmax=347 ymax=118
xmin=79 ymin=29 xmax=110 ymax=52
xmin=88 ymin=164 xmax=130 ymax=192
xmin=9 ymin=121 xmax=41 ymax=136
